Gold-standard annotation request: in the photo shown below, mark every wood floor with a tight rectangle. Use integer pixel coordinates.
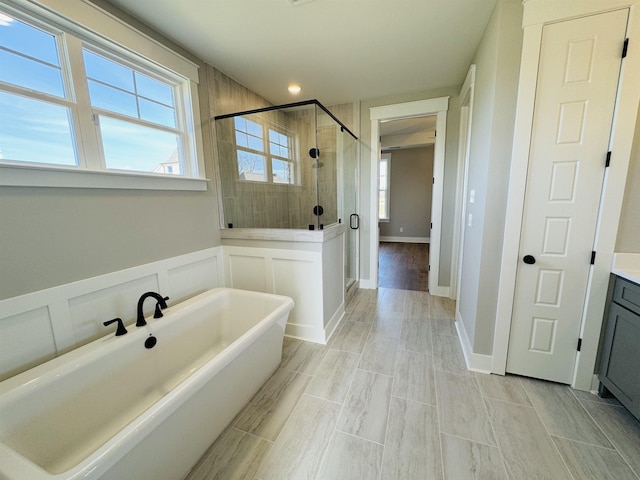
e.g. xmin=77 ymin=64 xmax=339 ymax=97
xmin=185 ymin=288 xmax=640 ymax=480
xmin=378 ymin=242 xmax=429 ymax=292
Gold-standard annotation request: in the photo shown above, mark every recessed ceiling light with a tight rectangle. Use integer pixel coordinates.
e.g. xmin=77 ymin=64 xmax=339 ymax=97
xmin=288 ymin=84 xmax=302 ymax=94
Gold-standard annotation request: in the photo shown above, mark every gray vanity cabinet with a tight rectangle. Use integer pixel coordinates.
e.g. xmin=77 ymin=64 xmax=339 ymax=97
xmin=599 ymin=275 xmax=640 ymax=420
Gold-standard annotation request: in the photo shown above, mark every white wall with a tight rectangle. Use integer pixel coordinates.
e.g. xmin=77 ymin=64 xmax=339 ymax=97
xmin=457 ymin=0 xmax=524 ymax=355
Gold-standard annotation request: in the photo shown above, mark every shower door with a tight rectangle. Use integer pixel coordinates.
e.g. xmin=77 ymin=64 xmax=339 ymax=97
xmin=339 ymin=129 xmax=359 ymax=291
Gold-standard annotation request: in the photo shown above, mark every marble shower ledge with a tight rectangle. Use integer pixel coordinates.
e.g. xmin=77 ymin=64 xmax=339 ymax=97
xmin=611 ymin=253 xmax=640 ymax=285
xmin=220 ymin=224 xmax=347 ymax=243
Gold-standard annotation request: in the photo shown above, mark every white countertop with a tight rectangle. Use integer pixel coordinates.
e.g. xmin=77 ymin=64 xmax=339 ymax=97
xmin=612 ymin=253 xmax=640 ymax=285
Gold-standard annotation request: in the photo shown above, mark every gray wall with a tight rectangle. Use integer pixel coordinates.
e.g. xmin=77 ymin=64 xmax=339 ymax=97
xmin=616 ymin=100 xmax=640 ymax=252
xmin=380 ymin=146 xmax=434 ymax=239
xmin=457 ymin=0 xmax=524 ymax=355
xmin=0 ymin=2 xmax=222 ymax=300
xmin=359 ymin=88 xmax=460 ymax=286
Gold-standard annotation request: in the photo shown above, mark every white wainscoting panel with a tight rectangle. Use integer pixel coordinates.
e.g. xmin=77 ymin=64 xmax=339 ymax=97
xmin=168 ymin=256 xmax=222 ymax=304
xmin=227 ymin=254 xmax=269 ymax=292
xmin=0 ymin=307 xmax=57 ymax=381
xmin=0 ymin=247 xmax=223 ymax=381
xmin=223 ymin=244 xmax=341 ymax=344
xmin=272 ymin=257 xmax=322 ymax=341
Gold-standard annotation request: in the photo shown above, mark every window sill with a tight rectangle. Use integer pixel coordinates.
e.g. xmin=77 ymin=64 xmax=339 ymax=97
xmin=0 ymin=164 xmax=209 ymax=191
xmin=379 ymin=218 xmax=390 ymax=223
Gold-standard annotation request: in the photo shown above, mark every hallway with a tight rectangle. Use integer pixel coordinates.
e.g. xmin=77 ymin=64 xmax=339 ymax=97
xmin=186 ymin=288 xmax=640 ymax=480
xmin=378 ymin=242 xmax=429 ymax=292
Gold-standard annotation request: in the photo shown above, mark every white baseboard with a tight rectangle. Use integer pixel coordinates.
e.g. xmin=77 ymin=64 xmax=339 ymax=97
xmin=324 ymin=304 xmax=346 ymax=344
xmin=428 ymin=285 xmax=450 ymax=297
xmin=359 ymin=278 xmax=377 ymax=289
xmin=380 ymin=236 xmax=430 ymax=243
xmin=455 ymin=311 xmax=492 ymax=374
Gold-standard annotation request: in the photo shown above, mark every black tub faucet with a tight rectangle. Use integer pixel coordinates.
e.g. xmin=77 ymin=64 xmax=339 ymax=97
xmin=103 ymin=317 xmax=127 ymax=336
xmin=136 ymin=292 xmax=169 ymax=327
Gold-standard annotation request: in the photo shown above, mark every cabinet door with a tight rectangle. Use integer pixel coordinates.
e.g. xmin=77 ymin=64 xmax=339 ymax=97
xmin=600 ymin=302 xmax=640 ymax=419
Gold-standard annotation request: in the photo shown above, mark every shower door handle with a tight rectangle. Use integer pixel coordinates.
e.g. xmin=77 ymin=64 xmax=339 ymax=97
xmin=350 ymin=214 xmax=359 ymax=230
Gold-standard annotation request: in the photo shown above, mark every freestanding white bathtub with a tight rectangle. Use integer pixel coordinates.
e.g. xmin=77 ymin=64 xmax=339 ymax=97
xmin=0 ymin=288 xmax=294 ymax=480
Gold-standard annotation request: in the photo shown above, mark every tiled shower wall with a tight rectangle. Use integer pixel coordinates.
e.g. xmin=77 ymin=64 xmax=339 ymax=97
xmin=206 ymin=64 xmax=356 ymax=229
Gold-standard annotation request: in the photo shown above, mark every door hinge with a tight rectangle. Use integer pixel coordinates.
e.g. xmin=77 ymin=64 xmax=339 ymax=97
xmin=605 ymin=151 xmax=612 ymax=168
xmin=432 ymin=177 xmax=435 ymax=185
xmin=577 ymin=338 xmax=582 ymax=352
xmin=591 ymin=251 xmax=596 ymax=265
xmin=622 ymin=38 xmax=629 ymax=58
xmin=428 ymin=265 xmax=431 ymax=271
xmin=430 ymin=222 xmax=432 ymax=229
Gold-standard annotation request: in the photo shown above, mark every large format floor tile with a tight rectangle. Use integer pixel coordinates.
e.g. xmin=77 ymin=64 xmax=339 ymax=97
xmin=441 ymin=433 xmax=506 ymax=480
xmin=432 ymin=333 xmax=473 ymax=376
xmin=186 ymin=284 xmax=640 ymax=480
xmin=233 ymin=368 xmax=311 ymax=441
xmin=315 ymin=432 xmax=383 ymax=480
xmin=552 ymin=436 xmax=638 ymax=480
xmin=380 ymin=397 xmax=443 ymax=480
xmin=329 ymin=320 xmax=371 ymax=353
xmin=337 ymin=369 xmax=393 ymax=444
xmin=186 ymin=427 xmax=271 ymax=480
xmin=400 ymin=318 xmax=433 ymax=354
xmin=256 ymin=394 xmax=341 ymax=480
xmin=393 ymin=349 xmax=436 ymax=405
xmin=475 ymin=372 xmax=531 ymax=406
xmin=521 ymin=378 xmax=613 ymax=448
xmin=581 ymin=400 xmax=640 ymax=476
xmin=305 ymin=348 xmax=359 ymax=403
xmin=436 ymin=370 xmax=496 ymax=446
xmin=485 ymin=398 xmax=573 ymax=479
xmin=358 ymin=333 xmax=398 ymax=376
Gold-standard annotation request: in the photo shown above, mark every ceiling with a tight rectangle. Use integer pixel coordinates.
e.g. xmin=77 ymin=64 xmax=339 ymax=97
xmin=380 ymin=116 xmax=437 ymax=137
xmin=380 ymin=115 xmax=437 ymax=150
xmin=106 ymin=0 xmax=497 ymax=106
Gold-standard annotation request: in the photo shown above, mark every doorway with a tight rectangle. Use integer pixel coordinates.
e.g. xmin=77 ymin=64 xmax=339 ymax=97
xmin=376 ymin=118 xmax=435 ymax=291
xmin=369 ymin=97 xmax=450 ymax=296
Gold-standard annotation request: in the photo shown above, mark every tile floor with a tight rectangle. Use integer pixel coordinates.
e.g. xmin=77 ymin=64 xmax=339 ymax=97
xmin=186 ymin=287 xmax=640 ymax=480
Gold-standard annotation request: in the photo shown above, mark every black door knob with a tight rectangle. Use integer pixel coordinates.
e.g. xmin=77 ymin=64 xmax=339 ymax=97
xmin=523 ymin=255 xmax=536 ymax=265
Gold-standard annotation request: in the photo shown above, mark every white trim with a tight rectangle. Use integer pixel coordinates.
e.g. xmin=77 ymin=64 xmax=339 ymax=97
xmin=378 ymin=153 xmax=392 ymax=221
xmin=455 ymin=311 xmax=492 ymax=373
xmin=323 ymin=305 xmax=346 ymax=343
xmin=492 ymin=2 xmax=640 ymax=390
xmin=0 ymin=0 xmax=205 ymax=188
xmin=379 ymin=236 xmax=430 ymax=243
xmin=451 ymin=65 xmax=476 ymax=302
xmin=0 ymin=164 xmax=209 ymax=190
xmin=369 ymin=97 xmax=450 ymax=296
xmin=428 ymin=285 xmax=450 ymax=297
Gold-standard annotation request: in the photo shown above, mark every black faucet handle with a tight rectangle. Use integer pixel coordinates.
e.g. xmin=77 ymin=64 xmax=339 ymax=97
xmin=153 ymin=296 xmax=170 ymax=318
xmin=103 ymin=317 xmax=127 ymax=336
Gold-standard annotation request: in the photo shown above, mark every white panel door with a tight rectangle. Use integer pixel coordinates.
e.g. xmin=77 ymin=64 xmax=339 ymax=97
xmin=507 ymin=9 xmax=628 ymax=384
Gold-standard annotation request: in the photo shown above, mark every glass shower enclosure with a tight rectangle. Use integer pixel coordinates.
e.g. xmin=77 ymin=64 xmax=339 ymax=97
xmin=214 ymin=100 xmax=359 ymax=289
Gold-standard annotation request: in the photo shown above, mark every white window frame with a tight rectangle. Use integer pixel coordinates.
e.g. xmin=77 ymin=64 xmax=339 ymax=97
xmin=233 ymin=118 xmax=298 ymax=186
xmin=0 ymin=0 xmax=206 ymax=191
xmin=378 ymin=153 xmax=391 ymax=221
